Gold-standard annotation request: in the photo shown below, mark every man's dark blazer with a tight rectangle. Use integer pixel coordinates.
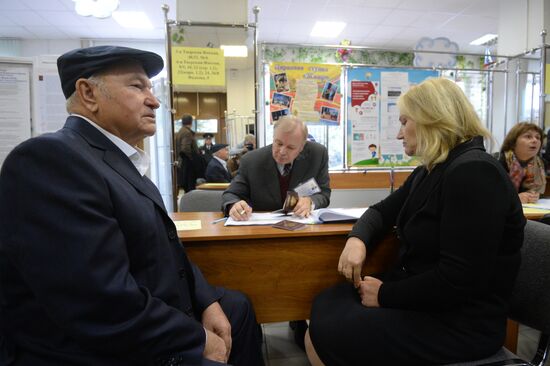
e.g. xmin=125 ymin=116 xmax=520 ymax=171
xmin=205 ymin=158 xmax=232 ymax=183
xmin=0 ymin=116 xmax=222 ymax=365
xmin=222 ymin=141 xmax=331 ymax=212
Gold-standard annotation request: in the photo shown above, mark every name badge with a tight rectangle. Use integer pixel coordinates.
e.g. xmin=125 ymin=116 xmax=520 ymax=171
xmin=294 ymin=177 xmax=321 ymax=197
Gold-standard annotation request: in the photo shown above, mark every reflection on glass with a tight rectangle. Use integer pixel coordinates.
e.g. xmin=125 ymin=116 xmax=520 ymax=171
xmin=196 ymin=119 xmax=218 ymax=133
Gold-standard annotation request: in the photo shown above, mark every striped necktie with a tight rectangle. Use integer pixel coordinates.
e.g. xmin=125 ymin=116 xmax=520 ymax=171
xmin=283 ymin=163 xmax=291 ymax=176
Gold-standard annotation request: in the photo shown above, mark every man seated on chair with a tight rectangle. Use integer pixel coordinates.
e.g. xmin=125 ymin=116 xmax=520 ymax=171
xmin=0 ymin=45 xmax=263 ymax=366
xmin=221 ymin=115 xmax=331 ymax=350
xmin=222 ymin=115 xmax=331 ymax=220
xmin=205 ymin=144 xmax=232 ymax=183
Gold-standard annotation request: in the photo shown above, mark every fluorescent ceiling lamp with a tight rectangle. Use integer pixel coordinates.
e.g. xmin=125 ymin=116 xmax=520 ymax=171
xmin=73 ymin=0 xmax=119 ymax=18
xmin=220 ymin=45 xmax=248 ymax=57
xmin=470 ymin=33 xmax=498 ymax=46
xmin=112 ymin=11 xmax=154 ymax=29
xmin=310 ymin=21 xmax=346 ymax=38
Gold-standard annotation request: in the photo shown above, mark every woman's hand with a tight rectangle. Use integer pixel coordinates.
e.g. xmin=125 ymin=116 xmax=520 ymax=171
xmin=519 ymin=191 xmax=539 ymax=204
xmin=338 ymin=237 xmax=367 ymax=287
xmin=357 ymin=276 xmax=382 ymax=308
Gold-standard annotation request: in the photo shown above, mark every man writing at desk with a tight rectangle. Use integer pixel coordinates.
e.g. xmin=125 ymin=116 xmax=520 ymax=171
xmin=0 ymin=46 xmax=262 ymax=366
xmin=222 ymin=115 xmax=330 ymax=349
xmin=222 ymin=115 xmax=331 ymax=220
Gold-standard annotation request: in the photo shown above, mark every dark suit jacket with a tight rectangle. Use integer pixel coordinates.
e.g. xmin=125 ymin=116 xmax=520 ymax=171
xmin=0 ymin=116 xmax=221 ymax=365
xmin=222 ymin=141 xmax=331 ymax=212
xmin=349 ymin=137 xmax=525 ymax=338
xmin=205 ymin=158 xmax=232 ymax=183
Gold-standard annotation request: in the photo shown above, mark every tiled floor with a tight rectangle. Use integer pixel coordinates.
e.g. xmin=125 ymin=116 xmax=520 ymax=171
xmin=261 ymin=323 xmax=549 ymax=366
xmin=262 ymin=322 xmax=309 ymax=366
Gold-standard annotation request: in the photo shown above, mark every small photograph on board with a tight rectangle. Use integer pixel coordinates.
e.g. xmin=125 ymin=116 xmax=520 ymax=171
xmin=272 ymin=108 xmax=290 ymax=122
xmin=272 ymin=92 xmax=292 ymax=108
xmin=321 ymin=81 xmax=337 ymax=101
xmin=273 ymin=73 xmax=290 ymax=92
xmin=320 ymin=106 xmax=339 ymax=123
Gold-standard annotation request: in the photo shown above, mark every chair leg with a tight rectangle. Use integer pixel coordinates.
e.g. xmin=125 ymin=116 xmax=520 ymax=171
xmin=530 ymin=333 xmax=550 ymax=366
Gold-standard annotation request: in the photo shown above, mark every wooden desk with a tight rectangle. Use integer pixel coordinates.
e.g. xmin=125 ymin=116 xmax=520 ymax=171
xmin=196 ymin=183 xmax=230 ymax=191
xmin=522 ymin=206 xmax=550 ymax=220
xmin=172 ymin=212 xmax=399 ymax=323
xmin=172 ymin=211 xmax=521 ymax=352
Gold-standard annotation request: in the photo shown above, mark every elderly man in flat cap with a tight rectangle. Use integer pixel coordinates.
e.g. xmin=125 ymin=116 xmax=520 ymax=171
xmin=205 ymin=144 xmax=232 ymax=183
xmin=0 ymin=46 xmax=263 ymax=366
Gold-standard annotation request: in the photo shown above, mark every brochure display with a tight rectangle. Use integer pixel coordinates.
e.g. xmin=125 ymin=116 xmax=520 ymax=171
xmin=268 ymin=62 xmax=342 ymax=125
xmin=347 ymin=67 xmax=438 ymax=167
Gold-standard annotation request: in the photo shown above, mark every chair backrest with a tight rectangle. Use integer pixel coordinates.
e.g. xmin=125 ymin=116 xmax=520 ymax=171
xmin=179 ymin=189 xmax=223 ymax=212
xmin=508 ymin=220 xmax=550 ymax=334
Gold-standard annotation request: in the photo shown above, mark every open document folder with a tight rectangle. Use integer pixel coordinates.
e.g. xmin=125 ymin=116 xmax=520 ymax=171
xmin=225 ymin=207 xmax=368 ymax=226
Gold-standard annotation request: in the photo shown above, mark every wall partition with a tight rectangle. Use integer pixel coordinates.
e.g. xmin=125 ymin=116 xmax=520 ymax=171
xmin=259 ymin=41 xmax=547 ymax=172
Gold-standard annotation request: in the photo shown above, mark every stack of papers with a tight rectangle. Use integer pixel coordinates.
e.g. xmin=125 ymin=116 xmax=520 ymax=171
xmin=225 ymin=207 xmax=368 ymax=226
xmin=522 ymin=198 xmax=550 ymax=210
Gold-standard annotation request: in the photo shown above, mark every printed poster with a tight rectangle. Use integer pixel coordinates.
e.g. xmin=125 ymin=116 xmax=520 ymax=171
xmin=347 ymin=68 xmax=438 ymax=167
xmin=269 ymin=62 xmax=342 ymax=125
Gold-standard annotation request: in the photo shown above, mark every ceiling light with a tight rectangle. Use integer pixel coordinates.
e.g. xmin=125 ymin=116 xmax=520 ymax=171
xmin=72 ymin=0 xmax=119 ymax=19
xmin=112 ymin=11 xmax=154 ymax=29
xmin=310 ymin=21 xmax=346 ymax=38
xmin=470 ymin=34 xmax=498 ymax=46
xmin=220 ymin=45 xmax=248 ymax=57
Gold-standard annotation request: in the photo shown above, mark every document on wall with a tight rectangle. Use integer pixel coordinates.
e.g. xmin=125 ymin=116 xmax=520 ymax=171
xmin=293 ymin=78 xmax=319 ymax=121
xmin=0 ymin=66 xmax=31 ymax=168
xmin=380 ymin=72 xmax=409 ymax=155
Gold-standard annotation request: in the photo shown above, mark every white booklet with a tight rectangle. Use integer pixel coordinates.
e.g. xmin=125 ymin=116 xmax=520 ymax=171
xmin=309 ymin=207 xmax=368 ymax=223
xmin=224 ymin=207 xmax=368 ymax=226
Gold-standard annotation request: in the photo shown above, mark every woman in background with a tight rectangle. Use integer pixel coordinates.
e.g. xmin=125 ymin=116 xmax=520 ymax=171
xmin=499 ymin=122 xmax=546 ymax=203
xmin=306 ymin=78 xmax=525 ymax=365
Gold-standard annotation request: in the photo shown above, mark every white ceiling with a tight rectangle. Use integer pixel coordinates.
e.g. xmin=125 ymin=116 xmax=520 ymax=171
xmin=0 ymin=0 xmax=499 ymax=54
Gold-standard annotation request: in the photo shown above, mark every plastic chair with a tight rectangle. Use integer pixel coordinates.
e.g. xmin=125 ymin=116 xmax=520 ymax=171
xmin=444 ymin=220 xmax=550 ymax=366
xmin=178 ymin=189 xmax=223 ymax=212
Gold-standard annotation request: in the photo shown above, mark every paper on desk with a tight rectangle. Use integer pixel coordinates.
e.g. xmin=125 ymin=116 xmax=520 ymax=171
xmin=225 ymin=212 xmax=315 ymax=226
xmin=522 ymin=198 xmax=550 ymax=210
xmin=224 ymin=207 xmax=368 ymax=226
xmin=173 ymin=220 xmax=202 ymax=231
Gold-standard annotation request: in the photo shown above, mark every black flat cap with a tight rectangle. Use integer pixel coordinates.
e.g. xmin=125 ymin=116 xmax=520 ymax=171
xmin=211 ymin=144 xmax=229 ymax=154
xmin=203 ymin=133 xmax=214 ymax=139
xmin=57 ymin=45 xmax=164 ymax=99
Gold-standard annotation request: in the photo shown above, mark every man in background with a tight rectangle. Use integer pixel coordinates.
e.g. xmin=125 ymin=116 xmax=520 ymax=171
xmin=175 ymin=114 xmax=205 ymax=192
xmin=222 ymin=115 xmax=330 ymax=220
xmin=0 ymin=45 xmax=263 ymax=366
xmin=221 ymin=115 xmax=331 ymax=350
xmin=205 ymin=144 xmax=232 ymax=183
xmin=199 ymin=132 xmax=215 ymax=164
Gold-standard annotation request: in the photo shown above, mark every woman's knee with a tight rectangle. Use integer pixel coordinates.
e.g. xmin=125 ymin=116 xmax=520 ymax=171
xmin=305 ymin=329 xmax=325 ymax=366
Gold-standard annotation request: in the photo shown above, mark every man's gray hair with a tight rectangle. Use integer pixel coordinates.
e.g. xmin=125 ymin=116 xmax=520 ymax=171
xmin=273 ymin=115 xmax=308 ymax=141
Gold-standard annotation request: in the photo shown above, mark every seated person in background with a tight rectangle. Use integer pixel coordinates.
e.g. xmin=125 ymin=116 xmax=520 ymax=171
xmin=306 ymin=78 xmax=525 ymax=366
xmin=241 ymin=134 xmax=256 ymax=151
xmin=205 ymin=144 xmax=232 ymax=183
xmin=227 ymin=149 xmax=248 ymax=178
xmin=498 ymin=122 xmax=546 ymax=203
xmin=0 ymin=45 xmax=263 ymax=366
xmin=222 ymin=115 xmax=331 ymax=350
xmin=222 ymin=115 xmax=331 ymax=220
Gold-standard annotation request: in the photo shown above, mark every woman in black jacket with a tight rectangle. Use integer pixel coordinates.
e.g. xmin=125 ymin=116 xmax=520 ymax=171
xmin=306 ymin=78 xmax=526 ymax=366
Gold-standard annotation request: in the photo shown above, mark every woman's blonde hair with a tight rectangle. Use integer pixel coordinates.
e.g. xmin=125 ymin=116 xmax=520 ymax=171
xmin=397 ymin=78 xmax=491 ymax=170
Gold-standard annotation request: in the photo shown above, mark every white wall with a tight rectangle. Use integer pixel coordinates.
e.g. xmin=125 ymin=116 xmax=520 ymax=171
xmin=498 ymin=0 xmax=546 ymax=56
xmin=226 ymin=66 xmax=255 ymax=116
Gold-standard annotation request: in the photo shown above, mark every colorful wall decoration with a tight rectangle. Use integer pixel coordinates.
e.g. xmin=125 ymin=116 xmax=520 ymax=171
xmin=268 ymin=62 xmax=342 ymax=125
xmin=347 ymin=67 xmax=439 ymax=167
